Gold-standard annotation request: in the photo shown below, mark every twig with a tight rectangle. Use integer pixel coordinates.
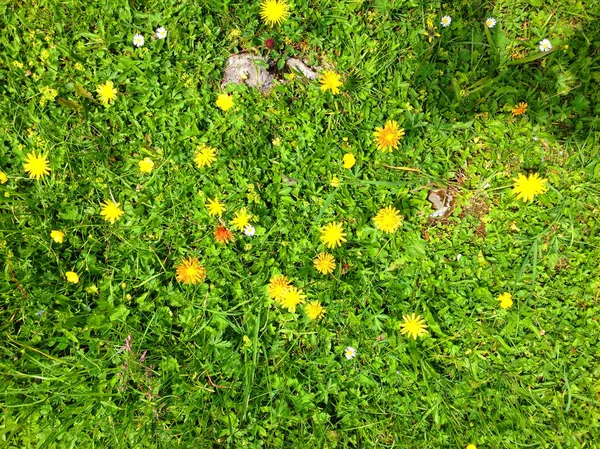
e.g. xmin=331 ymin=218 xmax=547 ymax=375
xmin=5 ymin=332 xmax=66 ymax=364
xmin=381 ymin=164 xmax=422 ymax=173
xmin=6 ymin=254 xmax=29 ymax=300
xmin=207 ymin=373 xmax=229 ymax=389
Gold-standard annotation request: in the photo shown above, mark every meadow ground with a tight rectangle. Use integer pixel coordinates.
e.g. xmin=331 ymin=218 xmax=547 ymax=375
xmin=1 ymin=0 xmax=600 ymax=448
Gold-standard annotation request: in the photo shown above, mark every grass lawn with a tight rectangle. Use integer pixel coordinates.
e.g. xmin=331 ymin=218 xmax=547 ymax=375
xmin=1 ymin=0 xmax=600 ymax=447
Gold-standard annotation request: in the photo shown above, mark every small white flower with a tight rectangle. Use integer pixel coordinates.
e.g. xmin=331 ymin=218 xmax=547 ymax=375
xmin=344 ymin=346 xmax=356 ymax=360
xmin=133 ymin=34 xmax=144 ymax=47
xmin=441 ymin=16 xmax=452 ymax=27
xmin=485 ymin=17 xmax=496 ymax=28
xmin=539 ymin=39 xmax=552 ymax=52
xmin=244 ymin=225 xmax=256 ymax=237
xmin=533 ymin=136 xmax=539 ymax=141
xmin=156 ymin=27 xmax=167 ymax=39
xmin=456 ymin=254 xmax=462 ymax=261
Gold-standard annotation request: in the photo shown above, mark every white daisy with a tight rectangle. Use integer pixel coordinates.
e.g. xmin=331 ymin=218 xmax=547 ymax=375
xmin=539 ymin=39 xmax=552 ymax=52
xmin=156 ymin=27 xmax=167 ymax=39
xmin=344 ymin=346 xmax=356 ymax=360
xmin=441 ymin=16 xmax=452 ymax=27
xmin=485 ymin=17 xmax=496 ymax=28
xmin=244 ymin=225 xmax=256 ymax=237
xmin=133 ymin=34 xmax=144 ymax=47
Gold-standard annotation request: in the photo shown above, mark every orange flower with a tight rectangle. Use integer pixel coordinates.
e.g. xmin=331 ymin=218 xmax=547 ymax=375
xmin=214 ymin=226 xmax=234 ymax=244
xmin=511 ymin=102 xmax=528 ymax=116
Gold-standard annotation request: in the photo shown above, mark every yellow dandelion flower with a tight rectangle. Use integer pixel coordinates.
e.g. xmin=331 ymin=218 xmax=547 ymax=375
xmin=313 ymin=252 xmax=336 ymax=275
xmin=216 ymin=93 xmax=234 ymax=111
xmin=96 ymin=81 xmax=118 ymax=105
xmin=320 ymin=222 xmax=347 ymax=249
xmin=175 ymin=257 xmax=206 ymax=285
xmin=268 ymin=274 xmax=291 ymax=300
xmin=279 ymin=286 xmax=306 ymax=313
xmin=342 ymin=153 xmax=355 ymax=169
xmin=23 ymin=151 xmax=50 ymax=179
xmin=305 ymin=301 xmax=326 ymax=320
xmin=260 ymin=0 xmax=289 ymax=27
xmin=466 ymin=445 xmax=477 ymax=449
xmin=138 ymin=157 xmax=154 ymax=173
xmin=195 ymin=145 xmax=217 ymax=168
xmin=0 ymin=171 xmax=7 ymax=184
xmin=231 ymin=208 xmax=252 ymax=230
xmin=330 ymin=176 xmax=340 ymax=187
xmin=65 ymin=271 xmax=79 ymax=284
xmin=373 ymin=206 xmax=403 ymax=234
xmin=512 ymin=173 xmax=548 ymax=202
xmin=400 ymin=313 xmax=428 ymax=340
xmin=206 ymin=197 xmax=225 ymax=216
xmin=498 ymin=292 xmax=513 ymax=309
xmin=100 ymin=200 xmax=124 ymax=224
xmin=50 ymin=230 xmax=65 ymax=243
xmin=373 ymin=120 xmax=405 ymax=152
xmin=320 ymin=70 xmax=342 ymax=94
xmin=511 ymin=102 xmax=528 ymax=116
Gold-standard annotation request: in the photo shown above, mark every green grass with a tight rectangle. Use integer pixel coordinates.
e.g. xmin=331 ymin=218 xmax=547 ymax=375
xmin=1 ymin=0 xmax=600 ymax=447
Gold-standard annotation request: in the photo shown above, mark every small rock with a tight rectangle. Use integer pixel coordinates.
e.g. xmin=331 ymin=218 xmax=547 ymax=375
xmin=222 ymin=54 xmax=321 ymax=93
xmin=286 ymin=58 xmax=320 ymax=80
xmin=427 ymin=188 xmax=454 ymax=219
xmin=222 ymin=53 xmax=274 ymax=93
